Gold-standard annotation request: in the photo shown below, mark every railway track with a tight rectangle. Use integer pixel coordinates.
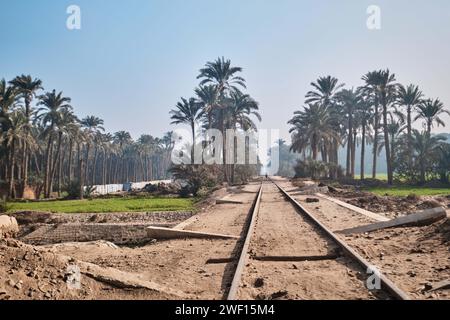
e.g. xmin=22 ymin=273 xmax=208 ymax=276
xmin=226 ymin=179 xmax=411 ymax=300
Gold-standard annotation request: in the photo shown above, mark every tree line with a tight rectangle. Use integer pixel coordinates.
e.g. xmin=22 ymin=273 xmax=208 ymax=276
xmin=288 ymin=71 xmax=450 ymax=185
xmin=0 ymin=75 xmax=174 ymax=199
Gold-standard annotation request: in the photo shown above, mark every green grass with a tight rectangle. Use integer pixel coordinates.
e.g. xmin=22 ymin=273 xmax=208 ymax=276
xmin=354 ymin=173 xmax=388 ymax=181
xmin=366 ymin=186 xmax=450 ymax=197
xmin=7 ymin=197 xmax=195 ymax=214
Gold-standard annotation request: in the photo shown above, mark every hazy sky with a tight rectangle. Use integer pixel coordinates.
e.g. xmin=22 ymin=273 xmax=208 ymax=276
xmin=1 ymin=0 xmax=449 ymax=142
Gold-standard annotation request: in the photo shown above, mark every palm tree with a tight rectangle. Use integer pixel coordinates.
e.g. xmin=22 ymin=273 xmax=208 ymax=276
xmin=372 ymin=69 xmax=397 ymax=185
xmin=197 ymin=57 xmax=247 ymax=182
xmin=396 ymin=84 xmax=423 ymax=165
xmin=355 ymin=94 xmax=374 ymax=180
xmin=411 ymin=130 xmax=445 ymax=184
xmin=170 ymin=97 xmax=202 ymax=164
xmin=289 ymin=103 xmax=340 ymax=161
xmin=361 ymin=71 xmax=383 ymax=179
xmin=114 ymin=131 xmax=132 ymax=182
xmin=0 ymin=110 xmax=28 ymax=197
xmin=305 ymin=76 xmax=344 ymax=173
xmin=9 ymin=76 xmax=43 ymax=194
xmin=36 ymin=90 xmax=72 ymax=197
xmin=415 ymin=98 xmax=449 ymax=135
xmin=197 ymin=57 xmax=246 ymax=94
xmin=195 ymin=85 xmax=219 ymax=129
xmin=336 ymin=88 xmax=360 ymax=177
xmin=81 ymin=116 xmax=105 ymax=185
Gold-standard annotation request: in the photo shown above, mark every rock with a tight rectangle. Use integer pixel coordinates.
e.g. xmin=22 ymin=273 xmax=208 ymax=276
xmin=306 ymin=198 xmax=319 ymax=203
xmin=270 ymin=290 xmax=288 ymax=300
xmin=254 ymin=278 xmax=264 ymax=288
xmin=407 ymin=271 xmax=416 ymax=277
xmin=0 ymin=215 xmax=19 ymax=239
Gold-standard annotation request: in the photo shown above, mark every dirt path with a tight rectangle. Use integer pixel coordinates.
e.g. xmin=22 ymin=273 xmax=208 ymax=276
xmin=237 ymin=182 xmax=383 ymax=300
xmin=280 ymin=178 xmax=450 ymax=300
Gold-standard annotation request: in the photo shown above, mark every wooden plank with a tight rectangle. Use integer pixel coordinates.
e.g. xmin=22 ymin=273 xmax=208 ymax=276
xmin=216 ymin=199 xmax=244 ymax=205
xmin=316 ymin=193 xmax=390 ymax=222
xmin=337 ymin=207 xmax=447 ymax=235
xmin=147 ymin=226 xmax=239 ymax=240
xmin=428 ymin=280 xmax=450 ymax=292
xmin=253 ymin=254 xmax=340 ymax=262
xmin=206 ymin=257 xmax=236 ymax=264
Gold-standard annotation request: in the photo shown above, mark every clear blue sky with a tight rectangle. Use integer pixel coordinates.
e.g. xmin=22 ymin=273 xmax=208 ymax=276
xmin=1 ymin=0 xmax=449 ymax=141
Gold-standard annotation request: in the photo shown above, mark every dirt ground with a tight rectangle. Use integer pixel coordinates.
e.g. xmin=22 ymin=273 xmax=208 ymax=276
xmin=2 ymin=178 xmax=449 ymax=300
xmin=280 ymin=179 xmax=450 ymax=300
xmin=0 ymin=183 xmax=260 ymax=300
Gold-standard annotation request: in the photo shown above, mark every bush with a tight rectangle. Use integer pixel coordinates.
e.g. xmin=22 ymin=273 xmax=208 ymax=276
xmin=0 ymin=196 xmax=9 ymax=213
xmin=294 ymin=160 xmax=329 ymax=180
xmin=170 ymin=165 xmax=222 ymax=197
xmin=64 ymin=180 xmax=81 ymax=199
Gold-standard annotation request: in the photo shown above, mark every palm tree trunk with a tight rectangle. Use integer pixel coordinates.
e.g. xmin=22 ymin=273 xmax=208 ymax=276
xmin=44 ymin=135 xmax=53 ymax=198
xmin=372 ymin=103 xmax=379 ymax=179
xmin=92 ymin=146 xmax=98 ymax=185
xmin=382 ymin=98 xmax=393 ymax=185
xmin=351 ymin=130 xmax=357 ymax=178
xmin=361 ymin=123 xmax=366 ymax=180
xmin=407 ymin=105 xmax=413 ymax=167
xmin=68 ymin=139 xmax=74 ymax=184
xmin=9 ymin=139 xmax=15 ymax=198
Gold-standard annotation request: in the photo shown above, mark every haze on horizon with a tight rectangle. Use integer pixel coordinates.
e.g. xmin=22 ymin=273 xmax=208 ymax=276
xmin=1 ymin=0 xmax=449 ymax=144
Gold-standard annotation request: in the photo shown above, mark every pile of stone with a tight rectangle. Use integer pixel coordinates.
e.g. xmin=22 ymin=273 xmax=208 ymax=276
xmin=0 ymin=215 xmax=19 ymax=239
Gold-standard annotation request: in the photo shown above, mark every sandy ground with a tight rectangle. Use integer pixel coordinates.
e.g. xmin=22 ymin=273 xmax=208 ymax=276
xmin=27 ymin=183 xmax=261 ymax=300
xmin=237 ymin=183 xmax=385 ymax=300
xmin=279 ymin=179 xmax=450 ymax=300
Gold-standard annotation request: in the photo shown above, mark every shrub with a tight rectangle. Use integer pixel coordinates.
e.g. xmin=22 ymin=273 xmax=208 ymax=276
xmin=64 ymin=180 xmax=81 ymax=199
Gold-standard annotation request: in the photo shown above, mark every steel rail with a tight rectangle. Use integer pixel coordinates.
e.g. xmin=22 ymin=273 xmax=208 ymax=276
xmin=271 ymin=180 xmax=411 ymax=300
xmin=226 ymin=182 xmax=263 ymax=300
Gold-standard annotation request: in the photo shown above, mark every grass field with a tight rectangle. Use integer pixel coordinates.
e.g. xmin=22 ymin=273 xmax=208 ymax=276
xmin=366 ymin=186 xmax=450 ymax=197
xmin=7 ymin=197 xmax=195 ymax=214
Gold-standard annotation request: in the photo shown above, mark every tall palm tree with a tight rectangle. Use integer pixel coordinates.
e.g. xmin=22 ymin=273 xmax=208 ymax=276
xmin=373 ymin=69 xmax=397 ymax=185
xmin=170 ymin=97 xmax=202 ymax=164
xmin=81 ymin=116 xmax=105 ymax=184
xmin=361 ymin=71 xmax=383 ymax=179
xmin=9 ymin=76 xmax=43 ymax=194
xmin=415 ymin=98 xmax=449 ymax=135
xmin=197 ymin=57 xmax=247 ymax=182
xmin=36 ymin=90 xmax=72 ymax=197
xmin=396 ymin=84 xmax=423 ymax=165
xmin=289 ymin=103 xmax=340 ymax=161
xmin=355 ymin=94 xmax=374 ymax=180
xmin=336 ymin=88 xmax=360 ymax=177
xmin=305 ymin=76 xmax=344 ymax=173
xmin=114 ymin=131 xmax=132 ymax=182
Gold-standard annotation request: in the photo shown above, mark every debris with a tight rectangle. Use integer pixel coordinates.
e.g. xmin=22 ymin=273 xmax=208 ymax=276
xmin=270 ymin=290 xmax=288 ymax=300
xmin=305 ymin=198 xmax=320 ymax=203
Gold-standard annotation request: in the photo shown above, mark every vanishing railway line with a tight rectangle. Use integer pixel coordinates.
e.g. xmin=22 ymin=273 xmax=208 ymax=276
xmin=226 ymin=179 xmax=411 ymax=300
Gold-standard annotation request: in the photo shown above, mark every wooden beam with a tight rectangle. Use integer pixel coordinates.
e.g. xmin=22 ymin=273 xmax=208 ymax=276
xmin=147 ymin=226 xmax=239 ymax=240
xmin=337 ymin=207 xmax=447 ymax=235
xmin=253 ymin=254 xmax=340 ymax=262
xmin=316 ymin=193 xmax=389 ymax=222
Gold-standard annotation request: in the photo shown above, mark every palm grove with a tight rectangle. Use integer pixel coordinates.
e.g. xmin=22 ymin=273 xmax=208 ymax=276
xmin=169 ymin=57 xmax=261 ymax=193
xmin=0 ymin=76 xmax=174 ymax=199
xmin=288 ymin=71 xmax=450 ymax=185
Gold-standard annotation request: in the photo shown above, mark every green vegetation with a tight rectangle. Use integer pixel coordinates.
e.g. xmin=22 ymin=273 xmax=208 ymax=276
xmin=366 ymin=186 xmax=450 ymax=197
xmin=7 ymin=197 xmax=195 ymax=214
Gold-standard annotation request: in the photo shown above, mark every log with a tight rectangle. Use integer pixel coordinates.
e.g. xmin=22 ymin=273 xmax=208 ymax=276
xmin=147 ymin=226 xmax=239 ymax=240
xmin=337 ymin=207 xmax=447 ymax=235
